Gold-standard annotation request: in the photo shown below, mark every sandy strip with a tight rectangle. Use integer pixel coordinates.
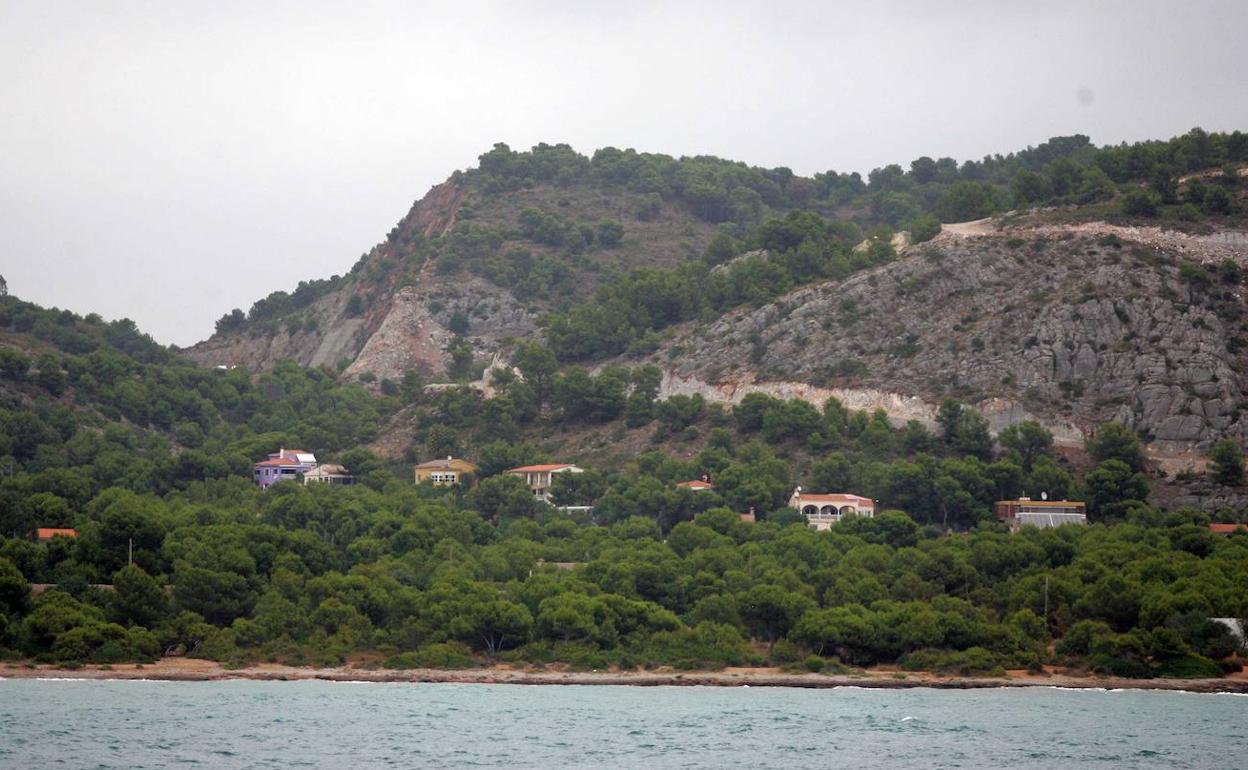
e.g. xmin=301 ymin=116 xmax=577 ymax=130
xmin=4 ymin=660 xmax=1247 ymax=693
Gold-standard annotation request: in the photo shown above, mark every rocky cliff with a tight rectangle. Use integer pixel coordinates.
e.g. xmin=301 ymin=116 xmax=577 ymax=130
xmin=184 ymin=140 xmax=1248 ymax=451
xmin=648 ymin=221 xmax=1248 ymax=449
xmin=184 ymin=171 xmax=726 ymax=382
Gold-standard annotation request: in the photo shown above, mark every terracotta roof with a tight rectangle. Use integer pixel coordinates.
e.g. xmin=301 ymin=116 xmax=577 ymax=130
xmin=997 ymin=499 xmax=1086 ymax=508
xmin=793 ymin=493 xmax=873 ymax=505
xmin=254 ymin=457 xmax=304 ymax=467
xmin=1210 ymin=523 xmax=1248 ymax=534
xmin=677 ymin=480 xmax=715 ymax=490
xmin=36 ymin=527 xmax=77 ymax=539
xmin=507 ymin=463 xmax=577 ymax=473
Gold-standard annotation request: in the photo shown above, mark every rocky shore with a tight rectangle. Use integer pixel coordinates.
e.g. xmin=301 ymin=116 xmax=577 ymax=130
xmin=5 ymin=659 xmax=1248 ymax=694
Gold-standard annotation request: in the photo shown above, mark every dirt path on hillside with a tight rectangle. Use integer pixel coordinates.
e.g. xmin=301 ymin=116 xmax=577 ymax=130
xmin=936 ymin=216 xmax=1248 ymax=264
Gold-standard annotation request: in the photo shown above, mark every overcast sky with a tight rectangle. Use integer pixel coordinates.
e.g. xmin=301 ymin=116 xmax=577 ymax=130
xmin=3 ymin=0 xmax=1246 ymax=346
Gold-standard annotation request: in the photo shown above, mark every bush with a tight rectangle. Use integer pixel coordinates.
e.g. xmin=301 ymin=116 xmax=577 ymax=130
xmin=899 ymin=647 xmax=1007 ymax=676
xmin=767 ymin=638 xmax=802 ymax=665
xmin=1120 ymin=191 xmax=1159 ymax=217
xmin=1087 ymin=653 xmax=1153 ymax=679
xmin=1153 ymin=653 xmax=1223 ymax=679
xmin=641 ymin=623 xmax=753 ymax=670
xmin=905 ymin=214 xmax=942 ymax=244
xmin=383 ymin=642 xmax=478 ymax=670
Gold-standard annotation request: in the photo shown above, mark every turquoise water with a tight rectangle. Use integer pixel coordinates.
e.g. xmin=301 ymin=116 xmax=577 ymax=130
xmin=1 ymin=680 xmax=1245 ymax=769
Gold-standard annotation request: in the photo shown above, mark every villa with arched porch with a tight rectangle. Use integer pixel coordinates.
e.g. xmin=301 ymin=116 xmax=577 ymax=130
xmin=788 ymin=489 xmax=875 ymax=530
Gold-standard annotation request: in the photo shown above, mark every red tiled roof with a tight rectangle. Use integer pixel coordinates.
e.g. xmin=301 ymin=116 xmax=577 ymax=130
xmin=677 ymin=480 xmax=715 ymax=490
xmin=36 ymin=528 xmax=77 ymax=539
xmin=254 ymin=457 xmax=304 ymax=467
xmin=1210 ymin=523 xmax=1247 ymax=534
xmin=507 ymin=464 xmax=576 ymax=473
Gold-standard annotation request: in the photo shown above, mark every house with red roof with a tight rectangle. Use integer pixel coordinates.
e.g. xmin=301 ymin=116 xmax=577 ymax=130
xmin=505 ymin=463 xmax=584 ymax=502
xmin=34 ymin=527 xmax=77 ymax=543
xmin=788 ymin=488 xmax=875 ymax=531
xmin=253 ymin=448 xmax=318 ymax=488
xmin=1210 ymin=523 xmax=1248 ymax=535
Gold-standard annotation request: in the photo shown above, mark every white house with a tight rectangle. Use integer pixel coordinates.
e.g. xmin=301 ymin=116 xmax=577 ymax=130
xmin=789 ymin=488 xmax=875 ymax=531
xmin=505 ymin=463 xmax=584 ymax=502
xmin=303 ymin=463 xmax=354 ymax=486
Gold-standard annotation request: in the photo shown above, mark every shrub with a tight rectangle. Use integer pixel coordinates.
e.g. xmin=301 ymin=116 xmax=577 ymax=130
xmin=383 ymin=642 xmax=478 ymax=670
xmin=1153 ymin=653 xmax=1223 ymax=679
xmin=1088 ymin=653 xmax=1154 ymax=678
xmin=905 ymin=214 xmax=942 ymax=244
xmin=642 ymin=623 xmax=753 ymax=670
xmin=900 ymin=647 xmax=1007 ymax=676
xmin=1120 ymin=191 xmax=1159 ymax=217
xmin=767 ymin=638 xmax=803 ymax=665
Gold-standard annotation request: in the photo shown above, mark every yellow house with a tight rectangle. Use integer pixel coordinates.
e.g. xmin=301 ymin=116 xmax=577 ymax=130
xmin=414 ymin=456 xmax=479 ymax=486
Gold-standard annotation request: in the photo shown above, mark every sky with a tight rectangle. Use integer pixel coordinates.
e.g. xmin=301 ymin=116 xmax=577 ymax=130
xmin=2 ymin=0 xmax=1246 ymax=346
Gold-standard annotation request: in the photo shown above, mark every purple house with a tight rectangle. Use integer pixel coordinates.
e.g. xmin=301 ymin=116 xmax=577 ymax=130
xmin=253 ymin=447 xmax=318 ymax=489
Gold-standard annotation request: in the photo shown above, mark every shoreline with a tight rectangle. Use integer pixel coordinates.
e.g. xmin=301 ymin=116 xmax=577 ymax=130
xmin=5 ymin=660 xmax=1248 ymax=693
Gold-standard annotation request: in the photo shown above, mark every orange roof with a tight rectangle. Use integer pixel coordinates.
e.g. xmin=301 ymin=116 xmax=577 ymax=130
xmin=36 ymin=528 xmax=77 ymax=539
xmin=507 ymin=463 xmax=576 ymax=473
xmin=677 ymin=480 xmax=715 ymax=490
xmin=1210 ymin=523 xmax=1248 ymax=534
xmin=255 ymin=457 xmax=304 ymax=467
xmin=793 ymin=492 xmax=873 ymax=505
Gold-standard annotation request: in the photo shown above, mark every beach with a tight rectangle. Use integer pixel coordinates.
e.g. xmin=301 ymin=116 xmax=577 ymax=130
xmin=6 ymin=658 xmax=1248 ymax=693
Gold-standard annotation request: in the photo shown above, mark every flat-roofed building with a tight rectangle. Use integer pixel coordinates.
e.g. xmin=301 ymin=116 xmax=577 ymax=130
xmin=995 ymin=498 xmax=1087 ymax=530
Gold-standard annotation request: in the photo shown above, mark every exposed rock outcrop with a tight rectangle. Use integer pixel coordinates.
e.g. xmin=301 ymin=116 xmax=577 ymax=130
xmin=653 ymin=228 xmax=1248 ymax=448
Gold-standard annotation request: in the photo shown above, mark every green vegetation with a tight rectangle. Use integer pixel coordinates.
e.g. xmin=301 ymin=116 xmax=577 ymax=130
xmin=2 ymin=292 xmax=1246 ymax=678
xmin=207 ymin=130 xmax=1247 ymax=343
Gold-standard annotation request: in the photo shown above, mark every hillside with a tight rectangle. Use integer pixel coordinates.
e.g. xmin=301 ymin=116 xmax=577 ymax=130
xmin=4 ymin=187 xmax=1248 ymax=680
xmin=185 ymin=146 xmax=760 ymax=381
xmin=188 ymin=131 xmax=1248 ymax=461
xmin=649 ymin=219 xmax=1248 ymax=450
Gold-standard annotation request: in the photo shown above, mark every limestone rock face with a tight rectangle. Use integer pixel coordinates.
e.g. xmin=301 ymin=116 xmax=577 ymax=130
xmin=651 ymin=232 xmax=1247 ymax=448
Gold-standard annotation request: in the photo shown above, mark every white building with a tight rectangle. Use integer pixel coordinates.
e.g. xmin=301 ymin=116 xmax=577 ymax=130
xmin=505 ymin=463 xmax=584 ymax=502
xmin=789 ymin=488 xmax=875 ymax=531
xmin=303 ymin=463 xmax=354 ymax=486
xmin=995 ymin=499 xmax=1086 ymax=530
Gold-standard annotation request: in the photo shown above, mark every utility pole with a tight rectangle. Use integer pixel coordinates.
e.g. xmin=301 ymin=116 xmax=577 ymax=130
xmin=128 ymin=537 xmax=133 ymax=567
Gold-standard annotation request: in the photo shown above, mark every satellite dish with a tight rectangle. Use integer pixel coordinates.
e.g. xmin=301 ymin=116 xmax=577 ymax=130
xmin=1041 ymin=491 xmax=1048 ymax=501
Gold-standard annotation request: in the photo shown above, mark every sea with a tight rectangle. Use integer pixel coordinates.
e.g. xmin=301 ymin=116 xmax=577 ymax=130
xmin=1 ymin=680 xmax=1245 ymax=769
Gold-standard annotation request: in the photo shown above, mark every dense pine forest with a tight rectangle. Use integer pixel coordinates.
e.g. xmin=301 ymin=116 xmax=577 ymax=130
xmin=3 ymin=284 xmax=1248 ymax=679
xmin=4 ymin=128 xmax=1248 ymax=677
